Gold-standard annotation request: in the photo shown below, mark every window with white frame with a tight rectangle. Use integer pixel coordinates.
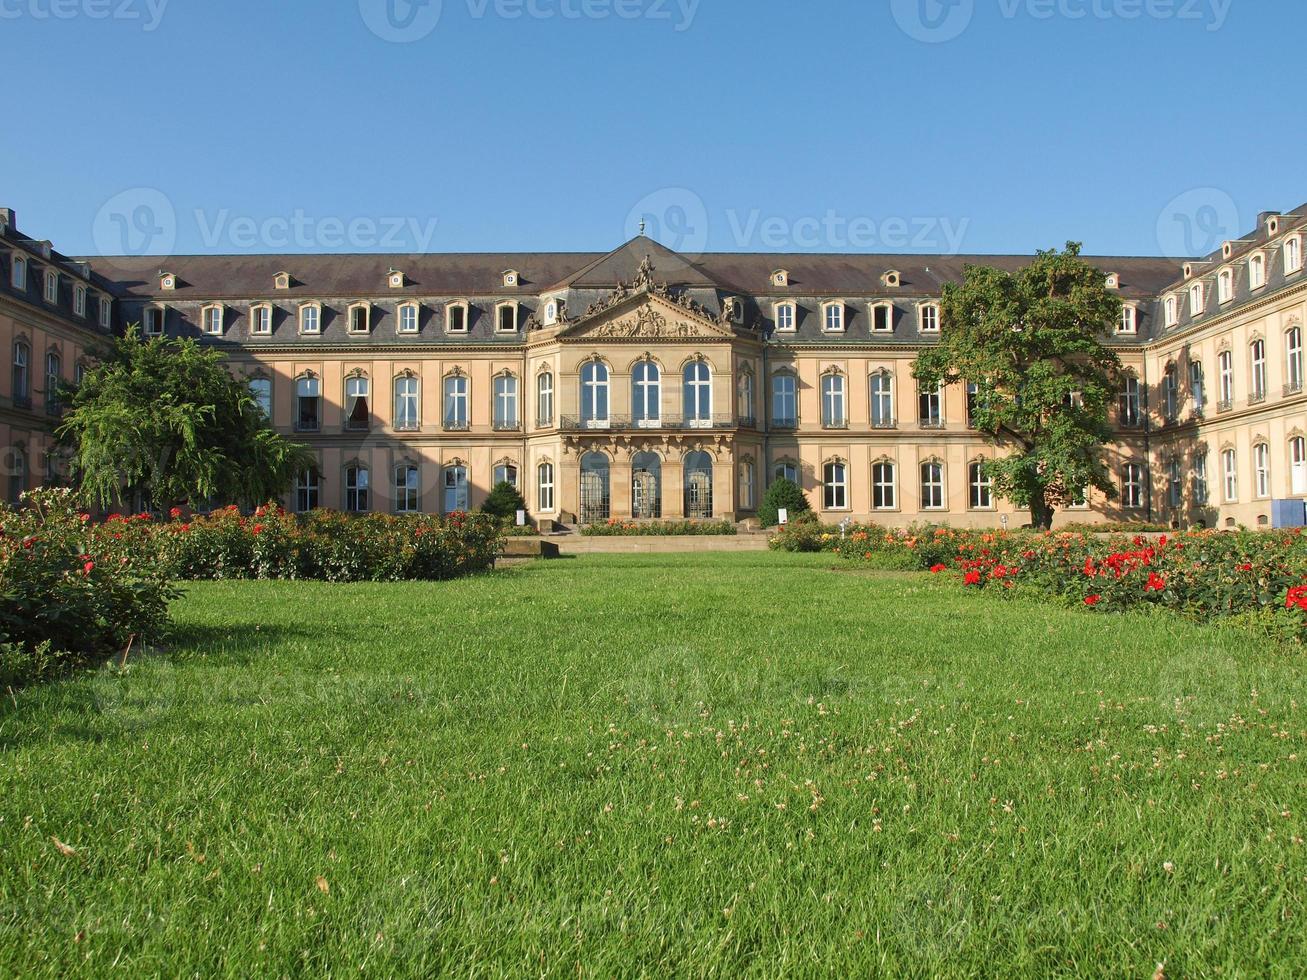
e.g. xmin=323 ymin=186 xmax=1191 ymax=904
xmin=44 ymin=270 xmax=57 ymax=304
xmin=1250 ymin=339 xmax=1267 ymax=400
xmin=1190 ymin=361 xmax=1205 ymax=412
xmin=345 ymin=464 xmax=370 ymax=512
xmin=1164 ymin=295 xmax=1177 ymax=327
xmin=537 ymin=461 xmax=555 ymax=512
xmin=1286 ymin=236 xmax=1303 ymax=274
xmin=872 ymin=461 xmax=896 ymax=510
xmin=822 ymin=302 xmax=844 ymax=332
xmin=10 ymin=254 xmax=25 ymax=290
xmin=771 ymin=372 xmax=797 ymax=427
xmin=74 ymin=285 xmax=86 ymax=317
xmin=871 ymin=303 xmax=893 ymax=333
xmin=739 ymin=458 xmax=756 ymax=510
xmin=683 ymin=360 xmax=712 ymax=427
xmin=345 ymin=375 xmax=370 ymax=430
xmin=1219 ymin=350 xmax=1234 ymax=405
xmin=1222 ymin=449 xmax=1238 ymax=502
xmin=969 ymin=461 xmax=993 ymax=509
xmin=820 ymin=372 xmax=846 ymax=428
xmin=920 ymin=461 xmax=945 ymax=510
xmin=1288 ymin=327 xmax=1304 ymax=392
xmin=1193 ymin=452 xmax=1209 ymax=505
xmin=443 ymin=374 xmax=469 ymax=429
xmin=1292 ymin=436 xmax=1307 ymax=496
xmin=248 ymin=377 xmax=272 ymax=418
xmin=536 ymin=371 xmax=554 ymax=427
xmin=202 ymin=305 xmax=223 ymax=335
xmin=1162 ymin=365 xmax=1179 ymax=421
xmin=544 ymin=300 xmax=558 ymax=325
xmin=493 ymin=374 xmax=519 ymax=430
xmin=251 ymin=303 xmax=272 ymax=335
xmin=443 ymin=464 xmax=468 ymax=513
xmin=13 ymin=341 xmax=31 ymax=403
xmin=348 ymin=304 xmax=371 ymax=334
xmin=823 ymin=461 xmax=848 ymax=510
xmin=296 ymin=376 xmax=321 ymax=431
xmin=493 ymin=461 xmax=518 ymax=488
xmin=918 ymin=383 xmax=943 ymax=427
xmin=496 ymin=302 xmax=518 ymax=333
xmin=1249 ymin=254 xmax=1266 ymax=289
xmin=446 ymin=302 xmax=468 ymax=333
xmin=1119 ymin=305 xmax=1137 ymax=334
xmin=398 ymin=303 xmax=419 ymax=333
xmin=737 ymin=368 xmax=754 ymax=423
xmin=632 ymin=359 xmax=661 ymax=427
xmin=919 ymin=303 xmax=940 ymax=333
xmin=394 ymin=375 xmax=420 ymax=431
xmin=1217 ymin=269 xmax=1233 ymax=303
xmin=1119 ymin=376 xmax=1141 ymax=427
xmin=1189 ymin=282 xmax=1205 ymax=316
xmin=774 ymin=302 xmax=795 ymax=332
xmin=1122 ymin=462 xmax=1144 ymax=509
xmin=45 ymin=350 xmax=61 ymax=414
xmin=299 ymin=304 xmax=320 ymax=334
xmin=870 ymin=372 xmax=894 ymax=428
xmin=1168 ymin=457 xmax=1182 ymax=508
xmin=1253 ymin=444 xmax=1270 ymax=498
xmin=99 ymin=297 xmax=112 ymax=329
xmin=145 ymin=307 xmax=165 ymax=335
xmin=581 ymin=361 xmax=609 ymax=427
xmin=395 ymin=464 xmax=420 ymax=513
xmin=295 ymin=468 xmax=320 ymax=512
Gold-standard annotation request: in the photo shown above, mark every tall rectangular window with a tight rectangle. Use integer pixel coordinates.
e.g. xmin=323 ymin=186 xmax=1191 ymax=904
xmin=775 ymin=303 xmax=795 ymax=332
xmin=44 ymin=271 xmax=58 ymax=304
xmin=820 ymin=374 xmax=846 ymax=428
xmin=823 ymin=461 xmax=847 ymax=510
xmin=1219 ymin=351 xmax=1234 ymax=406
xmin=443 ymin=375 xmax=469 ymax=429
xmin=771 ymin=373 xmax=797 ymax=427
xmin=918 ymin=384 xmax=942 ymax=428
xmin=1254 ymin=444 xmax=1270 ymax=498
xmin=870 ymin=373 xmax=894 ymax=428
xmin=394 ymin=376 xmax=420 ymax=431
xmin=1189 ymin=362 xmax=1205 ymax=412
xmin=872 ymin=462 xmax=896 ymax=510
xmin=872 ymin=304 xmax=892 ymax=333
xmin=969 ymin=462 xmax=993 ymax=509
xmin=1289 ymin=328 xmax=1304 ymax=392
xmin=920 ymin=461 xmax=945 ymax=510
xmin=537 ymin=372 xmax=554 ymax=426
xmin=919 ymin=304 xmax=939 ymax=332
xmin=1222 ymin=449 xmax=1238 ymax=502
xmin=345 ymin=376 xmax=370 ymax=431
xmin=1192 ymin=453 xmax=1209 ymax=505
xmin=296 ymin=376 xmax=321 ymax=431
xmin=251 ymin=305 xmax=272 ymax=335
xmin=823 ymin=303 xmax=844 ymax=332
xmin=296 ymin=469 xmax=320 ymax=512
xmin=493 ymin=375 xmax=519 ymax=430
xmin=248 ymin=377 xmax=272 ymax=418
xmin=300 ymin=305 xmax=320 ymax=334
xmin=537 ymin=462 xmax=555 ymax=512
xmin=74 ymin=285 xmax=87 ymax=317
xmin=395 ymin=465 xmax=420 ymax=513
xmin=1250 ymin=340 xmax=1267 ymax=401
xmin=1122 ymin=463 xmax=1143 ymax=509
xmin=398 ymin=304 xmax=419 ymax=333
xmin=203 ymin=306 xmax=223 ymax=335
xmin=10 ymin=255 xmax=24 ymax=290
xmin=446 ymin=303 xmax=467 ymax=333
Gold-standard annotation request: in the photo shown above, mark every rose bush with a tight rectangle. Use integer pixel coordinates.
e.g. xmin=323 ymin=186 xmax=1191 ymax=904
xmin=581 ymin=519 xmax=738 ymax=537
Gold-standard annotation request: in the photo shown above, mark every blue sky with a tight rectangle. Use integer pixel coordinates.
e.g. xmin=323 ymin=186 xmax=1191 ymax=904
xmin=2 ymin=0 xmax=1298 ymax=259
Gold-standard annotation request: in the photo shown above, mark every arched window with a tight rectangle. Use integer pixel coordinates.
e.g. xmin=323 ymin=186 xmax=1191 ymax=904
xmin=1190 ymin=282 xmax=1205 ymax=316
xmin=1253 ymin=444 xmax=1270 ymax=499
xmin=395 ymin=464 xmax=419 ymax=513
xmin=6 ymin=445 xmax=25 ymax=504
xmin=1218 ymin=350 xmax=1234 ymax=406
xmin=348 ymin=303 xmax=371 ymax=334
xmin=1164 ymin=296 xmax=1177 ymax=327
xmin=1119 ymin=376 xmax=1140 ymax=427
xmin=1287 ymin=237 xmax=1303 ymax=274
xmin=394 ymin=374 xmax=420 ymax=431
xmin=1287 ymin=327 xmax=1304 ymax=393
xmin=737 ymin=368 xmax=755 ymax=425
xmin=1250 ymin=254 xmax=1266 ymax=289
xmin=683 ymin=361 xmax=712 ymax=427
xmin=581 ymin=361 xmax=609 ymax=428
xmin=493 ymin=460 xmax=518 ymax=488
xmin=248 ymin=377 xmax=272 ymax=418
xmin=295 ymin=375 xmax=321 ymax=432
xmin=536 ymin=371 xmax=554 ymax=427
xmin=443 ymin=463 xmax=468 ymax=513
xmin=12 ymin=340 xmax=30 ymax=406
xmin=632 ymin=359 xmax=661 ymax=427
xmin=1217 ymin=269 xmax=1233 ymax=303
xmin=872 ymin=461 xmax=896 ymax=510
xmin=1162 ymin=364 xmax=1179 ymax=421
xmin=202 ymin=305 xmax=224 ymax=335
xmin=1122 ymin=462 xmax=1144 ymax=510
xmin=345 ymin=463 xmax=370 ymax=512
xmin=1221 ymin=449 xmax=1238 ymax=503
xmin=632 ymin=451 xmax=661 ymax=519
xmin=493 ymin=374 xmax=519 ymax=430
xmin=774 ymin=458 xmax=798 ymax=485
xmin=298 ymin=303 xmax=320 ymax=334
xmin=970 ymin=462 xmax=993 ymax=510
xmin=684 ymin=450 xmax=713 ymax=518
xmin=739 ymin=457 xmax=756 ymax=511
xmin=820 ymin=373 xmax=846 ymax=428
xmin=45 ymin=350 xmax=62 ymax=415
xmin=295 ymin=468 xmax=320 ymax=512
xmin=1249 ymin=340 xmax=1267 ymax=401
xmin=1292 ymin=437 xmax=1307 ymax=496
xmin=774 ymin=302 xmax=796 ymax=332
xmin=579 ymin=452 xmax=610 ymax=523
xmin=250 ymin=303 xmax=273 ymax=335
xmin=537 ymin=461 xmax=555 ymax=513
xmin=870 ymin=372 xmax=894 ymax=428
xmin=1193 ymin=453 xmax=1209 ymax=505
xmin=822 ymin=460 xmax=848 ymax=510
xmin=443 ymin=373 xmax=469 ymax=430
xmin=822 ymin=302 xmax=844 ymax=332
xmin=771 ymin=371 xmax=797 ymax=428
xmin=920 ymin=460 xmax=945 ymax=510
xmin=345 ymin=374 xmax=371 ymax=431
xmin=397 ymin=302 xmax=420 ymax=334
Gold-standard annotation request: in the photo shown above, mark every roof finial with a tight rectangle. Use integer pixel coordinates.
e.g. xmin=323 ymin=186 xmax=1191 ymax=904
xmin=639 ymin=218 xmax=646 ymax=236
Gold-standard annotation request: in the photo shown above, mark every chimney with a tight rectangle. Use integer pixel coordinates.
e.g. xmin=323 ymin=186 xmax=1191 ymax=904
xmin=1258 ymin=211 xmax=1279 ymax=227
xmin=0 ymin=207 xmax=13 ymax=232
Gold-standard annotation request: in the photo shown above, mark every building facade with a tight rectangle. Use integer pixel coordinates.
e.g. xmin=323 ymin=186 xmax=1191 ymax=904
xmin=3 ymin=202 xmax=1306 ymax=529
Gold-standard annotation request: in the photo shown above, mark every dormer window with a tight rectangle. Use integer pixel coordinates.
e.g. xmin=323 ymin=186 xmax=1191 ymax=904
xmin=1119 ymin=304 xmax=1138 ymax=334
xmin=74 ymin=284 xmax=87 ymax=317
xmin=1164 ymin=295 xmax=1178 ymax=327
xmin=446 ymin=301 xmax=468 ymax=333
xmin=274 ymin=272 xmax=292 ymax=290
xmin=881 ymin=270 xmax=900 ymax=288
xmin=1217 ymin=268 xmax=1234 ymax=304
xmin=250 ymin=303 xmax=273 ymax=335
xmin=544 ymin=300 xmax=559 ymax=325
xmin=99 ymin=296 xmax=112 ymax=329
xmin=1268 ymin=216 xmax=1281 ymax=235
xmin=1249 ymin=253 xmax=1266 ymax=290
xmin=822 ymin=301 xmax=845 ymax=333
xmin=502 ymin=270 xmax=519 ymax=288
xmin=496 ymin=301 xmax=519 ymax=333
xmin=871 ymin=302 xmax=894 ymax=333
xmin=298 ymin=303 xmax=321 ymax=335
xmin=159 ymin=272 xmax=176 ymax=291
xmin=202 ymin=304 xmax=224 ymax=335
xmin=1105 ymin=272 xmax=1120 ymax=289
xmin=387 ymin=269 xmax=405 ymax=289
xmin=44 ymin=270 xmax=58 ymax=304
xmin=918 ymin=303 xmax=939 ymax=333
xmin=1189 ymin=282 xmax=1205 ymax=317
xmin=771 ymin=269 xmax=789 ymax=288
xmin=10 ymin=254 xmax=25 ymax=290
xmin=774 ymin=302 xmax=796 ymax=332
xmin=397 ymin=302 xmax=420 ymax=334
xmin=144 ymin=306 xmax=165 ymax=336
xmin=348 ymin=303 xmax=371 ymax=334
xmin=1286 ymin=236 xmax=1303 ymax=274
xmin=1222 ymin=242 xmax=1234 ymax=259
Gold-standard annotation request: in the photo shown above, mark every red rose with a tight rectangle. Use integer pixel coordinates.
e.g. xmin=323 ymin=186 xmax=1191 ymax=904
xmin=930 ymin=564 xmax=947 ymax=573
xmin=169 ymin=506 xmax=183 ymax=520
xmin=252 ymin=524 xmax=264 ymax=535
xmin=1145 ymin=572 xmax=1166 ymax=592
xmin=1084 ymin=594 xmax=1102 ymax=606
xmin=83 ymin=561 xmax=95 ymax=576
xmin=964 ymin=570 xmax=982 ymax=586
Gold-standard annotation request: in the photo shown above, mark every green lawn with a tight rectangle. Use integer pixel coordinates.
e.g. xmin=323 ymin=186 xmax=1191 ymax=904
xmin=2 ymin=554 xmax=1304 ymax=977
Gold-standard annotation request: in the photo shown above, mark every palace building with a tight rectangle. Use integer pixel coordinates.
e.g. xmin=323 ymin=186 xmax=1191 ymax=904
xmin=2 ymin=202 xmax=1306 ymax=529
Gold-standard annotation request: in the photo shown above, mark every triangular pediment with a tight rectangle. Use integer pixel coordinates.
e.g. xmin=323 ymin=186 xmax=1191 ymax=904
xmin=552 ymin=236 xmax=723 ymax=290
xmin=561 ymin=291 xmax=735 ymax=341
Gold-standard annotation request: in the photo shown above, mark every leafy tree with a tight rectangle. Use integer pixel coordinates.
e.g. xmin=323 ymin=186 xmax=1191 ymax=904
xmin=481 ymin=481 xmax=528 ymax=522
xmin=758 ymin=476 xmax=811 ymax=528
xmin=912 ymin=243 xmax=1123 ymax=530
xmin=56 ymin=327 xmax=311 ymax=511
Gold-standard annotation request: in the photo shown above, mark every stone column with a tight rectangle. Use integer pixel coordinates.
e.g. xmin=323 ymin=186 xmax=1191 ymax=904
xmin=560 ymin=451 xmax=581 ymax=525
xmin=610 ymin=454 xmax=632 ymax=520
xmin=663 ymin=456 xmax=685 ymax=519
xmin=713 ymin=456 xmax=735 ymax=520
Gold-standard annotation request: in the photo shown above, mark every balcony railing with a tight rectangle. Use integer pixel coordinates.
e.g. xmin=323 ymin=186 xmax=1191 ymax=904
xmin=492 ymin=419 xmax=522 ymax=432
xmin=1286 ymin=381 xmax=1304 ymax=397
xmin=919 ymin=419 xmax=946 ymax=430
xmin=771 ymin=417 xmax=799 ymax=430
xmin=294 ymin=418 xmax=320 ymax=433
xmin=821 ymin=418 xmax=849 ymax=430
xmin=344 ymin=419 xmax=370 ymax=433
xmin=1249 ymin=390 xmax=1267 ymax=406
xmin=1216 ymin=399 xmax=1233 ymax=414
xmin=12 ymin=394 xmax=31 ymax=410
xmin=443 ymin=418 xmax=470 ymax=432
xmin=871 ymin=419 xmax=897 ymax=430
xmin=559 ymin=414 xmax=741 ymax=432
xmin=394 ymin=420 xmax=421 ymax=432
xmin=738 ymin=415 xmax=757 ymax=429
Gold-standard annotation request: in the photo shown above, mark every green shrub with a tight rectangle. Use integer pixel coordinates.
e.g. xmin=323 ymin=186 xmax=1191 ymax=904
xmin=481 ymin=481 xmax=528 ymax=522
xmin=757 ymin=478 xmax=810 ymax=528
xmin=767 ymin=512 xmax=828 ymax=552
xmin=581 ymin=519 xmax=737 ymax=537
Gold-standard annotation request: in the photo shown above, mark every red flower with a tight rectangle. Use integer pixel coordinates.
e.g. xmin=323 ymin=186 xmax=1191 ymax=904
xmin=930 ymin=564 xmax=948 ymax=573
xmin=964 ymin=570 xmax=982 ymax=586
xmin=252 ymin=523 xmax=264 ymax=535
xmin=1236 ymin=563 xmax=1252 ymax=572
xmin=1083 ymin=557 xmax=1095 ymax=577
xmin=1084 ymin=594 xmax=1102 ymax=606
xmin=83 ymin=561 xmax=95 ymax=576
xmin=169 ymin=506 xmax=183 ymax=520
xmin=1285 ymin=586 xmax=1307 ymax=611
xmin=1145 ymin=572 xmax=1166 ymax=592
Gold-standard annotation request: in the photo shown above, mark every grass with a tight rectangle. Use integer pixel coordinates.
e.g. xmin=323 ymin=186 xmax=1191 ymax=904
xmin=1 ymin=553 xmax=1305 ymax=977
